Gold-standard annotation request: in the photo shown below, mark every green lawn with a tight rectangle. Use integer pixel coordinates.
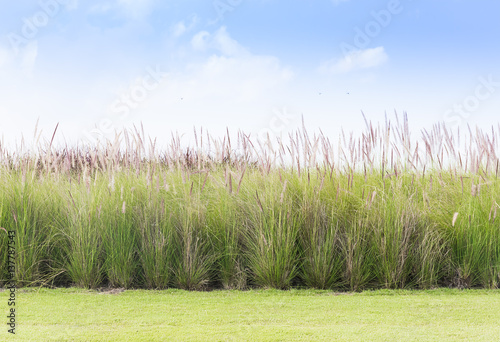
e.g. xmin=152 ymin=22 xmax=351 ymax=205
xmin=2 ymin=288 xmax=500 ymax=341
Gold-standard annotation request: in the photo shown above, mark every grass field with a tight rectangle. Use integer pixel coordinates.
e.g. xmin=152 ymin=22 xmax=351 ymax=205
xmin=1 ymin=288 xmax=500 ymax=341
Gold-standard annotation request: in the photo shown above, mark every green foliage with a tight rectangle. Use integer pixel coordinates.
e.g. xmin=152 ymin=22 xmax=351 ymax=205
xmin=2 ymin=120 xmax=500 ymax=290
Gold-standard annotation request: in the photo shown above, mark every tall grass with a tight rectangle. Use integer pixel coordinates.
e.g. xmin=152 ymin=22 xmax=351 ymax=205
xmin=242 ymin=180 xmax=302 ymax=289
xmin=299 ymin=176 xmax=344 ymax=290
xmin=171 ymin=191 xmax=214 ymax=291
xmin=137 ymin=187 xmax=176 ymax=289
xmin=2 ymin=116 xmax=500 ymax=290
xmin=62 ymin=182 xmax=104 ymax=288
xmin=0 ymin=169 xmax=55 ymax=286
xmin=101 ymin=179 xmax=138 ymax=288
xmin=206 ymin=169 xmax=247 ymax=289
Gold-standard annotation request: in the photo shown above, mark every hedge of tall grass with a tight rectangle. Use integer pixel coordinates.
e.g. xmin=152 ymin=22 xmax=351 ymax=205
xmin=1 ymin=117 xmax=500 ymax=290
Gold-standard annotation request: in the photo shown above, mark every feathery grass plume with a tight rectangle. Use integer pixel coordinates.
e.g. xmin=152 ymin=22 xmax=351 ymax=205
xmin=452 ymin=212 xmax=459 ymax=227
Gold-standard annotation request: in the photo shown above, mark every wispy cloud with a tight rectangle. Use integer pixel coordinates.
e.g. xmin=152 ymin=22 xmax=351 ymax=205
xmin=172 ymin=14 xmax=198 ymax=38
xmin=191 ymin=31 xmax=211 ymax=51
xmin=191 ymin=27 xmax=248 ymax=57
xmin=320 ymin=46 xmax=388 ymax=74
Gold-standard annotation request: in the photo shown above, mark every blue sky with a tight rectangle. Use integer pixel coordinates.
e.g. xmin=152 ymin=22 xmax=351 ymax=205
xmin=1 ymin=0 xmax=499 ymax=147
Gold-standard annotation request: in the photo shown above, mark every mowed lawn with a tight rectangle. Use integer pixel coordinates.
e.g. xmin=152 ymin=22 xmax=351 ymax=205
xmin=2 ymin=288 xmax=500 ymax=341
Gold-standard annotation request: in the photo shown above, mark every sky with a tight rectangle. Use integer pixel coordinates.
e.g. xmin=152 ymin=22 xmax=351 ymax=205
xmin=0 ymin=0 xmax=499 ymax=149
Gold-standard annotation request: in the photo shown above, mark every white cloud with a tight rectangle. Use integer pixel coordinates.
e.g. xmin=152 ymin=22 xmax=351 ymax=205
xmin=117 ymin=52 xmax=296 ymax=146
xmin=191 ymin=54 xmax=293 ymax=101
xmin=191 ymin=27 xmax=248 ymax=57
xmin=320 ymin=46 xmax=388 ymax=74
xmin=172 ymin=15 xmax=198 ymax=38
xmin=173 ymin=22 xmax=187 ymax=38
xmin=212 ymin=27 xmax=247 ymax=56
xmin=175 ymin=28 xmax=294 ymax=103
xmin=191 ymin=31 xmax=210 ymax=51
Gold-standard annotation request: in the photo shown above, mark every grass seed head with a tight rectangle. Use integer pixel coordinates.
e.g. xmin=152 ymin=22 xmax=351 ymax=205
xmin=452 ymin=212 xmax=459 ymax=227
